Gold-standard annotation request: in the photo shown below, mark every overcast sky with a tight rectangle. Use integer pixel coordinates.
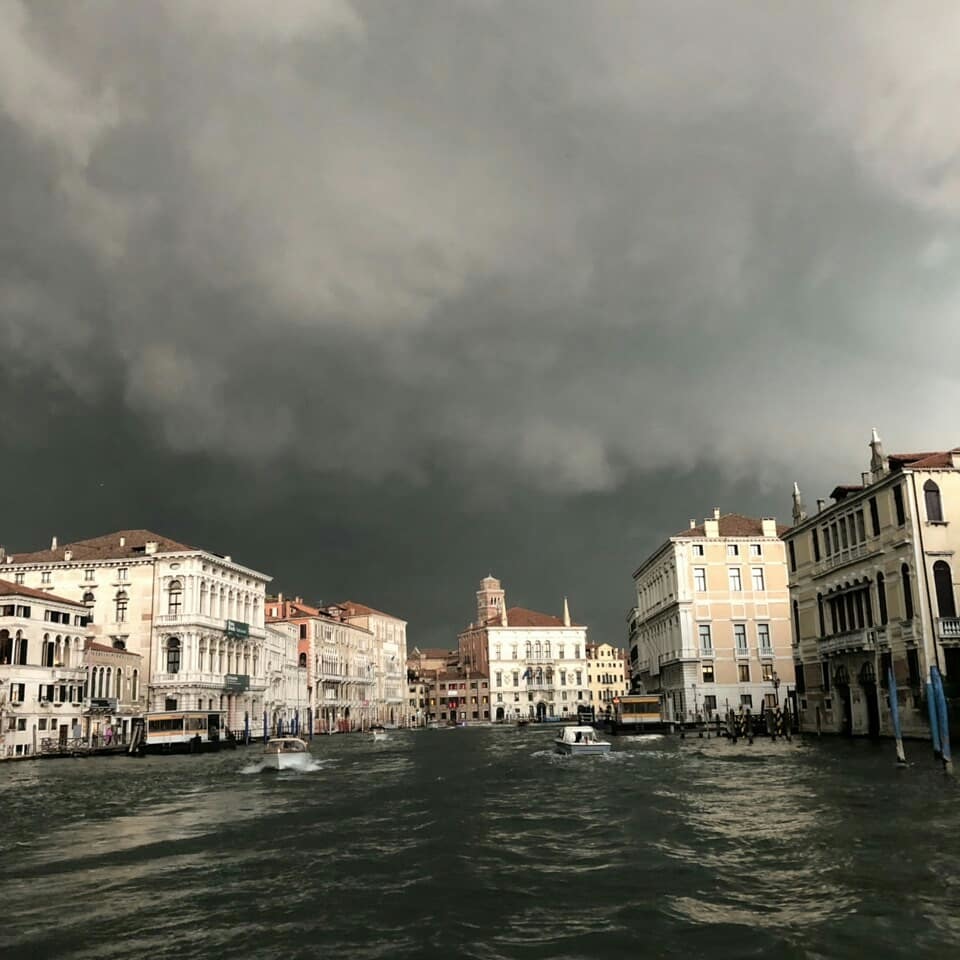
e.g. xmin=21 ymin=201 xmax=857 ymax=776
xmin=2 ymin=1 xmax=959 ymax=646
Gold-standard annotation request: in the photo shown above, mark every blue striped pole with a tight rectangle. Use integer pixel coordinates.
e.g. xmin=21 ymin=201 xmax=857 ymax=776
xmin=887 ymin=665 xmax=906 ymax=765
xmin=926 ymin=674 xmax=941 ymax=759
xmin=931 ymin=666 xmax=952 ymax=775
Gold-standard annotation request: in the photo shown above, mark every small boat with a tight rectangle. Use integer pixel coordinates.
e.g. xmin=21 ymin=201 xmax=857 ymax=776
xmin=262 ymin=737 xmax=311 ymax=771
xmin=370 ymin=724 xmax=388 ymax=742
xmin=554 ymin=725 xmax=611 ymax=756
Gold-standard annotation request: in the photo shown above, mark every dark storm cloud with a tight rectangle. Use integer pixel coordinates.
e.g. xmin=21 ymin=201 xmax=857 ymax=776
xmin=3 ymin=1 xmax=960 ymax=642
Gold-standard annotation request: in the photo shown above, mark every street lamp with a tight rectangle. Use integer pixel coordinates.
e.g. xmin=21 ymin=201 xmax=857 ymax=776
xmin=772 ymin=671 xmax=781 ymax=708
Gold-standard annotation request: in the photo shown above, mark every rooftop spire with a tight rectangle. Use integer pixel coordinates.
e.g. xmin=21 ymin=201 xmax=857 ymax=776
xmin=562 ymin=596 xmax=571 ymax=627
xmin=869 ymin=427 xmax=886 ymax=480
xmin=792 ymin=482 xmax=806 ymax=523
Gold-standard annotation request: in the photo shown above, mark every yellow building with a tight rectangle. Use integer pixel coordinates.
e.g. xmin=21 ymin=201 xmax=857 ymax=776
xmin=629 ymin=510 xmax=794 ymax=722
xmin=784 ymin=431 xmax=960 ymax=738
xmin=586 ymin=642 xmax=628 ymax=718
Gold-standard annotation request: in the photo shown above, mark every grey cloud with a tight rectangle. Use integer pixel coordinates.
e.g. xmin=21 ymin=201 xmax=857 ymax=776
xmin=3 ymin=0 xmax=960 ymax=505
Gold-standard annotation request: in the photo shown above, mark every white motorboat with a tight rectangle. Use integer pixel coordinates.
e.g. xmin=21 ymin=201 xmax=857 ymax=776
xmin=554 ymin=725 xmax=611 ymax=756
xmin=370 ymin=724 xmax=388 ymax=742
xmin=262 ymin=737 xmax=311 ymax=771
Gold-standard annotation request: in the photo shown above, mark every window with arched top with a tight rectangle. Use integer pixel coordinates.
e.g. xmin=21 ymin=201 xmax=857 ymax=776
xmin=877 ymin=572 xmax=888 ymax=625
xmin=901 ymin=564 xmax=914 ymax=620
xmin=934 ymin=560 xmax=956 ymax=619
xmin=200 ymin=581 xmax=208 ymax=615
xmin=131 ymin=669 xmax=139 ymax=702
xmin=166 ymin=637 xmax=181 ymax=674
xmin=115 ymin=591 xmax=128 ymax=623
xmin=298 ymin=652 xmax=307 ymax=668
xmin=168 ymin=580 xmax=183 ymax=616
xmin=924 ymin=479 xmax=944 ymax=523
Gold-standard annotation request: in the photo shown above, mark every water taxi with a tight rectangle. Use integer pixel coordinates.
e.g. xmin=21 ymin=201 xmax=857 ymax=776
xmin=370 ymin=724 xmax=388 ymax=742
xmin=262 ymin=736 xmax=311 ymax=771
xmin=135 ymin=711 xmax=225 ymax=755
xmin=554 ymin=725 xmax=611 ymax=756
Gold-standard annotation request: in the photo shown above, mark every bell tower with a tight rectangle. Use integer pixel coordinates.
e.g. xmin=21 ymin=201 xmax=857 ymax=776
xmin=476 ymin=575 xmax=505 ymax=625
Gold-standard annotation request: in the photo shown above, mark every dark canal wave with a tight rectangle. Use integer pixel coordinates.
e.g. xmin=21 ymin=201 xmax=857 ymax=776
xmin=2 ymin=728 xmax=959 ymax=959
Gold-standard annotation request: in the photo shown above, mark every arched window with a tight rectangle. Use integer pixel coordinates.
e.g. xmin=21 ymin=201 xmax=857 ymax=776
xmin=544 ymin=641 xmax=552 ymax=658
xmin=298 ymin=652 xmax=307 ymax=668
xmin=167 ymin=637 xmax=181 ymax=674
xmin=817 ymin=594 xmax=825 ymax=637
xmin=116 ymin=668 xmax=123 ymax=699
xmin=877 ymin=572 xmax=888 ymax=625
xmin=200 ymin=581 xmax=208 ymax=615
xmin=0 ymin=629 xmax=11 ymax=664
xmin=131 ymin=669 xmax=139 ymax=702
xmin=792 ymin=600 xmax=801 ymax=642
xmin=115 ymin=591 xmax=128 ymax=623
xmin=168 ymin=581 xmax=183 ymax=616
xmin=83 ymin=591 xmax=95 ymax=623
xmin=901 ymin=564 xmax=914 ymax=621
xmin=525 ymin=641 xmax=532 ymax=658
xmin=924 ymin=480 xmax=944 ymax=523
xmin=42 ymin=637 xmax=55 ymax=667
xmin=934 ymin=560 xmax=956 ymax=619
xmin=16 ymin=632 xmax=27 ymax=665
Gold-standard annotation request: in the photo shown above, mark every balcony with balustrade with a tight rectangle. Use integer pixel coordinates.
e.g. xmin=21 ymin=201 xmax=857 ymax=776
xmin=817 ymin=625 xmax=885 ymax=657
xmin=937 ymin=618 xmax=960 ymax=643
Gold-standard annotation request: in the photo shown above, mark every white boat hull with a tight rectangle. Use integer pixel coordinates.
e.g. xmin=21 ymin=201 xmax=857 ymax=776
xmin=554 ymin=740 xmax=611 ymax=756
xmin=262 ymin=751 xmax=312 ymax=771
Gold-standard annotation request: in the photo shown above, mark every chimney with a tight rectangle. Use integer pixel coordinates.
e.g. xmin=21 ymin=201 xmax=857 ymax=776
xmin=0 ymin=546 xmax=4 ymax=563
xmin=817 ymin=498 xmax=825 ymax=513
xmin=279 ymin=591 xmax=284 ymax=603
xmin=51 ymin=536 xmax=58 ymax=550
xmin=64 ymin=549 xmax=73 ymax=562
xmin=689 ymin=519 xmax=696 ymax=529
xmin=704 ymin=515 xmax=720 ymax=538
xmin=224 ymin=555 xmax=232 ymax=563
xmin=119 ymin=536 xmax=126 ymax=547
xmin=713 ymin=507 xmax=720 ymax=520
xmin=4 ymin=555 xmax=11 ymax=564
xmin=792 ymin=482 xmax=806 ymax=524
xmin=761 ymin=518 xmax=777 ymax=538
xmin=145 ymin=541 xmax=158 ymax=555
xmin=563 ymin=597 xmax=571 ymax=627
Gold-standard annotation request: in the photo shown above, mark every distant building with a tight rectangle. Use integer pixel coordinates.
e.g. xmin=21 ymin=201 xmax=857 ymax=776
xmin=458 ymin=576 xmax=589 ymax=722
xmin=629 ymin=510 xmax=794 ymax=722
xmin=406 ymin=647 xmax=459 ymax=726
xmin=266 ymin=594 xmax=407 ymax=730
xmin=2 ymin=529 xmax=271 ymax=732
xmin=1 ymin=580 xmax=89 ymax=758
xmin=784 ymin=431 xmax=960 ymax=738
xmin=586 ymin=642 xmax=629 ymax=718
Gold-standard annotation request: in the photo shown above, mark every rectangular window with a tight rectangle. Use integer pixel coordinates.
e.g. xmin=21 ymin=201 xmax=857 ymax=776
xmin=728 ymin=568 xmax=742 ymax=591
xmin=84 ymin=569 xmax=95 ymax=581
xmin=812 ymin=529 xmax=821 ymax=562
xmin=823 ymin=526 xmax=832 ymax=556
xmin=512 ymin=671 xmax=519 ymax=687
xmin=788 ymin=541 xmax=797 ymax=572
xmin=738 ymin=663 xmax=750 ymax=682
xmin=703 ymin=695 xmax=717 ymax=712
xmin=693 ymin=544 xmax=704 ymax=556
xmin=727 ymin=544 xmax=739 ymax=557
xmin=118 ymin=568 xmax=128 ymax=581
xmin=856 ymin=511 xmax=866 ymax=543
xmin=795 ymin=662 xmax=805 ymax=695
xmin=41 ymin=571 xmax=51 ymax=584
xmin=740 ymin=694 xmax=753 ymax=707
xmin=750 ymin=544 xmax=762 ymax=557
xmin=821 ymin=661 xmax=831 ymax=693
xmin=752 ymin=567 xmax=765 ymax=591
xmin=907 ymin=649 xmax=920 ymax=687
xmin=15 ymin=572 xmax=24 ymax=585
xmin=893 ymin=485 xmax=905 ymax=526
xmin=839 ymin=521 xmax=848 ymax=549
xmin=762 ymin=662 xmax=774 ymax=681
xmin=869 ymin=497 xmax=880 ymax=536
xmin=701 ymin=663 xmax=715 ymax=683
xmin=495 ymin=671 xmax=501 ymax=687
xmin=698 ymin=624 xmax=712 ymax=650
xmin=734 ymin=623 xmax=747 ymax=651
xmin=694 ymin=568 xmax=707 ymax=592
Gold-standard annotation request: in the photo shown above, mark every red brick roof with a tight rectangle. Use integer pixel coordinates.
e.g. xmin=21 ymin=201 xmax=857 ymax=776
xmin=484 ymin=606 xmax=582 ymax=628
xmin=85 ymin=641 xmax=141 ymax=658
xmin=673 ymin=513 xmax=789 ymax=539
xmin=8 ymin=529 xmax=197 ymax=564
xmin=338 ymin=600 xmax=406 ymax=622
xmin=0 ymin=578 xmax=86 ymax=607
xmin=889 ymin=449 xmax=960 ymax=469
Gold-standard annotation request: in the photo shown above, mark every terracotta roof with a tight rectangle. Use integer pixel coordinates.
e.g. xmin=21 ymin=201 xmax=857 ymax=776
xmin=8 ymin=529 xmax=197 ymax=564
xmin=85 ymin=641 xmax=140 ymax=657
xmin=889 ymin=448 xmax=960 ymax=470
xmin=673 ymin=513 xmax=789 ymax=539
xmin=485 ymin=606 xmax=582 ymax=628
xmin=411 ymin=647 xmax=457 ymax=660
xmin=0 ymin=579 xmax=86 ymax=607
xmin=338 ymin=600 xmax=406 ymax=622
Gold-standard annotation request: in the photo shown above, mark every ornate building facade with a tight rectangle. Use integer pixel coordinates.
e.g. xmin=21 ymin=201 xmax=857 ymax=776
xmin=785 ymin=432 xmax=960 ymax=738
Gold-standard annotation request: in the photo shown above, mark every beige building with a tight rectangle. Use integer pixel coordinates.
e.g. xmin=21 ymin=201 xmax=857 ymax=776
xmin=459 ymin=576 xmax=589 ymax=722
xmin=586 ymin=642 xmax=629 ymax=718
xmin=2 ymin=530 xmax=271 ymax=731
xmin=785 ymin=432 xmax=960 ymax=738
xmin=629 ymin=510 xmax=795 ymax=722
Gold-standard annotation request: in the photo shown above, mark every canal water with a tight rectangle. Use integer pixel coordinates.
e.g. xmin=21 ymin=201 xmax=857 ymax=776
xmin=2 ymin=727 xmax=958 ymax=959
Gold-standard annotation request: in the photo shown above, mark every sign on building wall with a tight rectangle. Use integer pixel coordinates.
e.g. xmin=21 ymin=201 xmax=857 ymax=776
xmin=223 ymin=674 xmax=249 ymax=693
xmin=226 ymin=620 xmax=249 ymax=638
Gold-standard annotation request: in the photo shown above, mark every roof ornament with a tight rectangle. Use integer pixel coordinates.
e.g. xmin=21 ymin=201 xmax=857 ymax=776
xmin=869 ymin=427 xmax=886 ymax=480
xmin=792 ymin=482 xmax=806 ymax=524
xmin=563 ymin=597 xmax=571 ymax=627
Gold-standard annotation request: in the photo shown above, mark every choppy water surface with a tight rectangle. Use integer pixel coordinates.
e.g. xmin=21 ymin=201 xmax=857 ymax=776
xmin=2 ymin=728 xmax=958 ymax=959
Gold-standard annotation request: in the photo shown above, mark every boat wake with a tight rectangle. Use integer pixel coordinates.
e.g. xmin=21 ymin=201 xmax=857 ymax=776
xmin=239 ymin=758 xmax=326 ymax=775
